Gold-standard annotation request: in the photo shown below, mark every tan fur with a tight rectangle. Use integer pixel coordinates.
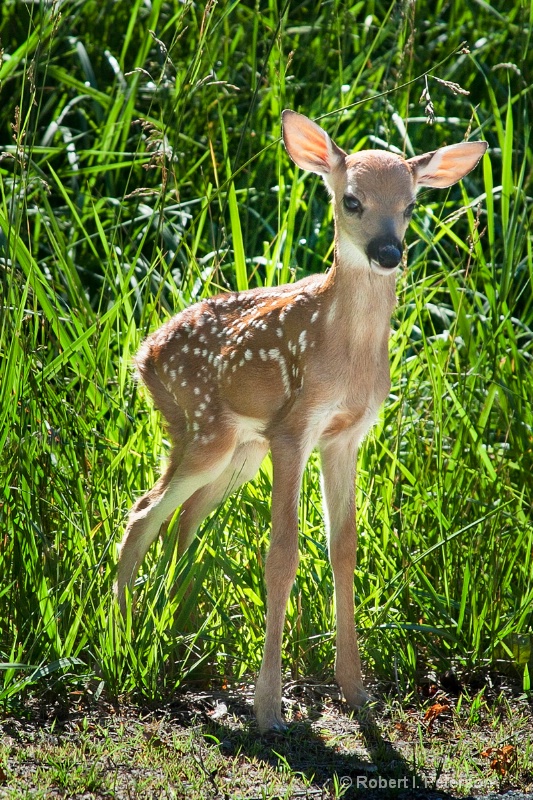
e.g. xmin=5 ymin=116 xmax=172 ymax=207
xmin=115 ymin=110 xmax=487 ymax=732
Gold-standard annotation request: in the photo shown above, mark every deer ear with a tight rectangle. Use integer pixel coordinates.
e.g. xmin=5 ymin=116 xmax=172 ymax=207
xmin=408 ymin=141 xmax=488 ymax=189
xmin=282 ymin=110 xmax=346 ymax=176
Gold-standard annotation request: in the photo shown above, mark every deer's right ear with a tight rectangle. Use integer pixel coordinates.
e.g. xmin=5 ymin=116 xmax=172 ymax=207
xmin=408 ymin=141 xmax=488 ymax=189
xmin=282 ymin=110 xmax=346 ymax=176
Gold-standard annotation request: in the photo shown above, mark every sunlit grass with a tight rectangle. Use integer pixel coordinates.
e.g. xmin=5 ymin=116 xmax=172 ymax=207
xmin=0 ymin=0 xmax=532 ymax=708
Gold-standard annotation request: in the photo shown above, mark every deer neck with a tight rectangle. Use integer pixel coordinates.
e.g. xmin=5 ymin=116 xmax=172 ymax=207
xmin=321 ymin=240 xmax=398 ymax=342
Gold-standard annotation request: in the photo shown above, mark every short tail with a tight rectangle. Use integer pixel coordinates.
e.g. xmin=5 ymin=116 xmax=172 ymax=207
xmin=134 ymin=339 xmax=181 ymax=428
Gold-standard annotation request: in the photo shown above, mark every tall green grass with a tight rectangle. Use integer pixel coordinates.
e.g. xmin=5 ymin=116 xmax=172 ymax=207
xmin=0 ymin=0 xmax=532 ymax=707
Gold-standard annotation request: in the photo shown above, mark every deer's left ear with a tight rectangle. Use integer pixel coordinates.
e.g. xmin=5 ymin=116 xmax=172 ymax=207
xmin=282 ymin=109 xmax=346 ymax=176
xmin=408 ymin=141 xmax=488 ymax=189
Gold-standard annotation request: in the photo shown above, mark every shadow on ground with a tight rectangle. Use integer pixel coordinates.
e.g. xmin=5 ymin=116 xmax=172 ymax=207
xmin=169 ymin=682 xmax=485 ymax=799
xmin=3 ymin=680 xmax=531 ymax=799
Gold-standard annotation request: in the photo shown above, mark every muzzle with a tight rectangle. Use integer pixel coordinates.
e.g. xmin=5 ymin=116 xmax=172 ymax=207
xmin=366 ymin=237 xmax=403 ymax=271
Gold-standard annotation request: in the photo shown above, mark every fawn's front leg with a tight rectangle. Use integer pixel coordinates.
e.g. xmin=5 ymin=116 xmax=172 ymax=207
xmin=320 ymin=434 xmax=372 ymax=709
xmin=254 ymin=437 xmax=307 ymax=733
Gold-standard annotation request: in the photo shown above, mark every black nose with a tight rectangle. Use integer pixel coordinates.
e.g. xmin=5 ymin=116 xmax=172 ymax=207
xmin=367 ymin=237 xmax=403 ymax=270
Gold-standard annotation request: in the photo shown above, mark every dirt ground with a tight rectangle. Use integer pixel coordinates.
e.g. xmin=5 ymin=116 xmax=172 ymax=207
xmin=1 ymin=678 xmax=532 ymax=799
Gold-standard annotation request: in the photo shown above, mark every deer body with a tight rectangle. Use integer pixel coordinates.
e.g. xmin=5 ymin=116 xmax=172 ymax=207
xmin=115 ymin=111 xmax=487 ymax=732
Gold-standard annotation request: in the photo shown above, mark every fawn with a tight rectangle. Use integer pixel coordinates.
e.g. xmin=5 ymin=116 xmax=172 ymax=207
xmin=115 ymin=110 xmax=487 ymax=732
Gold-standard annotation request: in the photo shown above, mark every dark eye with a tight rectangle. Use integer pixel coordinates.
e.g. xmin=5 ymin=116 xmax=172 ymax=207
xmin=404 ymin=202 xmax=416 ymax=219
xmin=343 ymin=194 xmax=363 ymax=214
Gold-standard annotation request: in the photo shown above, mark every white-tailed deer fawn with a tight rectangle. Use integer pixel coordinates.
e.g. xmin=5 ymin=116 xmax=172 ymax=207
xmin=115 ymin=110 xmax=487 ymax=732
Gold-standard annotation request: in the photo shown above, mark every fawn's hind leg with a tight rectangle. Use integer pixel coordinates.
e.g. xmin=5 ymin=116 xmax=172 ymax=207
xmin=115 ymin=430 xmax=239 ymax=612
xmin=176 ymin=439 xmax=269 ymax=557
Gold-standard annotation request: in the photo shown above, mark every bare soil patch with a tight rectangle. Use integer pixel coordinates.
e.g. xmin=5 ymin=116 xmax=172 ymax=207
xmin=1 ymin=680 xmax=532 ymax=799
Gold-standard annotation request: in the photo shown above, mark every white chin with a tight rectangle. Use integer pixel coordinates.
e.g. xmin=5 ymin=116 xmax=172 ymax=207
xmin=370 ymin=259 xmax=399 ymax=276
